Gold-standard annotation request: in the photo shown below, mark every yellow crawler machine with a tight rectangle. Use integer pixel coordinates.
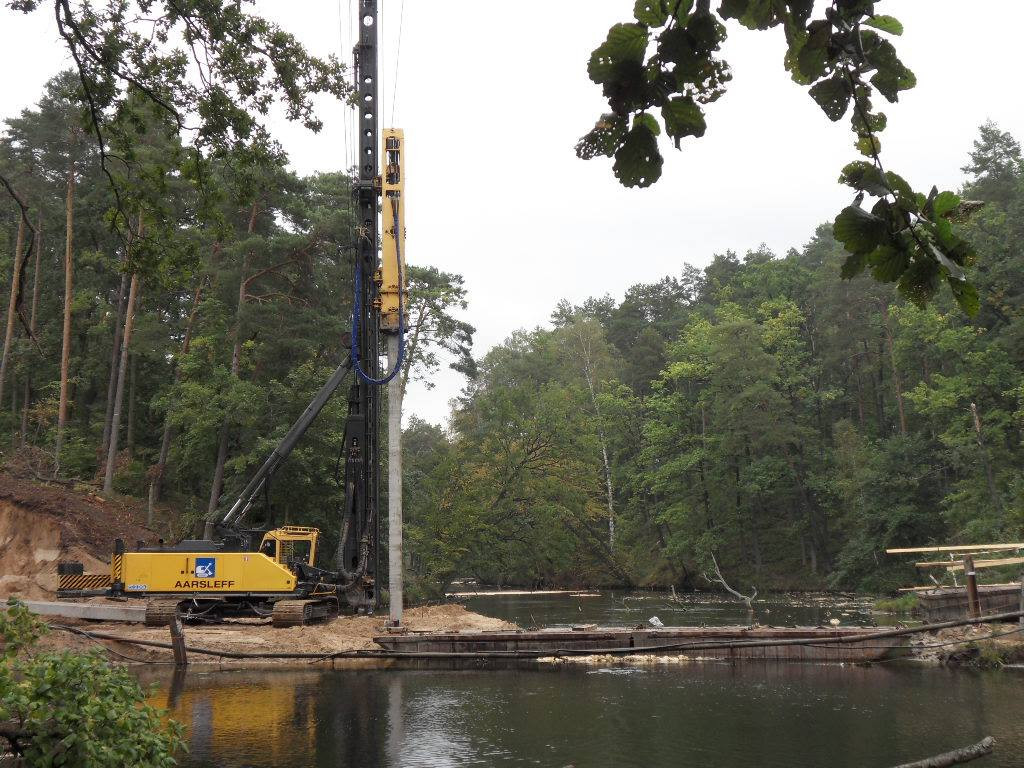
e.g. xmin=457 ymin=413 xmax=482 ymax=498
xmin=60 ymin=526 xmax=364 ymax=627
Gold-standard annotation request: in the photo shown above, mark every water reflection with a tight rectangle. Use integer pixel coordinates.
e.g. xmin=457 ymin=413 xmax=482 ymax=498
xmin=141 ymin=663 xmax=1024 ymax=768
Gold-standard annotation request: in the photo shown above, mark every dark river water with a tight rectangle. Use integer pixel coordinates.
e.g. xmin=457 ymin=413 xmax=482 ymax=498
xmin=140 ymin=593 xmax=1024 ymax=767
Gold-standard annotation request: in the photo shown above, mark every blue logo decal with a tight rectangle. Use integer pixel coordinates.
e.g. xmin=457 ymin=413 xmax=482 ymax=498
xmin=195 ymin=558 xmax=216 ymax=579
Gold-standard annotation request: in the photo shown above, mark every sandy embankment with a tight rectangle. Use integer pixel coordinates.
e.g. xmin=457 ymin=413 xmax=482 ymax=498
xmin=37 ymin=603 xmax=518 ymax=664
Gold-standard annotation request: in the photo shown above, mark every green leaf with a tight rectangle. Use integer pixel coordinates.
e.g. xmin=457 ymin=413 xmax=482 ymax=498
xmin=929 ymin=241 xmax=966 ymax=281
xmin=897 ymin=258 xmax=941 ymax=308
xmin=840 ymin=251 xmax=868 ymax=279
xmin=809 ymin=75 xmax=851 ymax=121
xmin=852 ymin=109 xmax=887 ymax=135
xmin=864 ymin=37 xmax=916 ymax=101
xmin=719 ymin=0 xmax=777 ymax=29
xmin=868 ymin=245 xmax=909 ymax=282
xmin=633 ymin=112 xmax=661 ymax=136
xmin=671 ymin=0 xmax=695 ymax=21
xmin=575 ymin=114 xmax=627 ymax=160
xmin=602 ymin=23 xmax=650 ymax=60
xmin=856 ymin=135 xmax=881 ymax=157
xmin=718 ymin=0 xmax=749 ymax=20
xmin=864 ymin=15 xmax=904 ymax=36
xmin=839 ymin=161 xmax=889 ymax=197
xmin=588 ymin=24 xmax=650 ymax=83
xmin=948 ymin=276 xmax=980 ymax=316
xmin=614 ymin=123 xmax=664 ymax=187
xmin=833 ymin=204 xmax=888 ymax=255
xmin=932 ymin=190 xmax=960 ymax=219
xmin=796 ymin=20 xmax=831 ymax=82
xmin=884 ymin=171 xmax=916 ymax=206
xmin=687 ymin=12 xmax=726 ymax=55
xmin=661 ymin=96 xmax=706 ymax=147
xmin=634 ymin=0 xmax=668 ymax=26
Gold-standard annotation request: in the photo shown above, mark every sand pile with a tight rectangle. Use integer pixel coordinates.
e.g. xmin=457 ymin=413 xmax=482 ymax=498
xmin=0 ymin=473 xmax=155 ymax=598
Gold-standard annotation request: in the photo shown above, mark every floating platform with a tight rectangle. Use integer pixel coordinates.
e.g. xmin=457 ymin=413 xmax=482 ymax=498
xmin=374 ymin=625 xmax=904 ymax=663
xmin=915 ymin=585 xmax=1022 ymax=623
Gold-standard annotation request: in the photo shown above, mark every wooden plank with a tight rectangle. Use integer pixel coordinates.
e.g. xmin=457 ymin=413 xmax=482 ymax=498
xmin=887 ymin=543 xmax=1024 ymax=554
xmin=899 ymin=582 xmax=1021 ymax=592
xmin=914 ymin=556 xmax=1024 ymax=570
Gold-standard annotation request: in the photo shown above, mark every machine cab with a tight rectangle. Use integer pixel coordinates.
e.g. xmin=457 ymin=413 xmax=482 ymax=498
xmin=258 ymin=526 xmax=320 ymax=568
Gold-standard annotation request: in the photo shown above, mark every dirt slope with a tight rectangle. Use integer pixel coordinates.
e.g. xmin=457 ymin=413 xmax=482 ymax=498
xmin=0 ymin=473 xmax=156 ymax=598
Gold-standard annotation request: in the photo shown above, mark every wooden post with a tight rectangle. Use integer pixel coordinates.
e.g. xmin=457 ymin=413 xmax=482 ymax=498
xmin=963 ymin=555 xmax=980 ymax=618
xmin=169 ymin=617 xmax=187 ymax=667
xmin=1018 ymin=568 xmax=1023 ymax=627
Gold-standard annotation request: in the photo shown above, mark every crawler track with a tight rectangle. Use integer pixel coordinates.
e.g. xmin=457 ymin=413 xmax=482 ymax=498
xmin=143 ymin=598 xmax=182 ymax=627
xmin=271 ymin=598 xmax=338 ymax=627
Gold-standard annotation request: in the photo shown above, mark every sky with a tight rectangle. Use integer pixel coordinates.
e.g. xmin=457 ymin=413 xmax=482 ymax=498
xmin=3 ymin=2 xmax=1024 ymax=426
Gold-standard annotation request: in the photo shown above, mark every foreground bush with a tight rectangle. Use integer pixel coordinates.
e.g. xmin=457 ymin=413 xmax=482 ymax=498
xmin=0 ymin=599 xmax=183 ymax=766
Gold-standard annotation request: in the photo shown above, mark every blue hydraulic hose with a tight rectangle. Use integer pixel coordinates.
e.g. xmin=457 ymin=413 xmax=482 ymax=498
xmin=351 ymin=197 xmax=405 ymax=385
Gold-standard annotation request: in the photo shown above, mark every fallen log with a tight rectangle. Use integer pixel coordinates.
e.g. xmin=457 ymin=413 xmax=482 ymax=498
xmin=890 ymin=736 xmax=995 ymax=768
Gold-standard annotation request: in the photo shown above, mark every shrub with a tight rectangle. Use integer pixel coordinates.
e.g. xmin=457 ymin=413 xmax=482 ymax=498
xmin=0 ymin=599 xmax=183 ymax=766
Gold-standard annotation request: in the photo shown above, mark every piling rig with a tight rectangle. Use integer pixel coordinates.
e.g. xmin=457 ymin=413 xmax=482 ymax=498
xmin=56 ymin=0 xmax=406 ymax=627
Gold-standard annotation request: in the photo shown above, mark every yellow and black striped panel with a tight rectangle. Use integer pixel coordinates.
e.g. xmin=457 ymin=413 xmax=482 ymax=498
xmin=111 ymin=554 xmax=124 ymax=581
xmin=58 ymin=573 xmax=111 ymax=591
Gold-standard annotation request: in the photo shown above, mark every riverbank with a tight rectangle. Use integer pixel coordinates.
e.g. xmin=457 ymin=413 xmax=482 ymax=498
xmin=32 ymin=603 xmax=1024 ymax=669
xmin=36 ymin=603 xmax=518 ymax=664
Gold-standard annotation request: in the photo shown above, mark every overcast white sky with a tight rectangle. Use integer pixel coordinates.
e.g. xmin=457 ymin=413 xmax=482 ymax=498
xmin=3 ymin=2 xmax=1023 ymax=426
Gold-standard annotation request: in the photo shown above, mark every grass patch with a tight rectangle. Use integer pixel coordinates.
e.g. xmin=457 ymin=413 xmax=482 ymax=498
xmin=874 ymin=593 xmax=919 ymax=614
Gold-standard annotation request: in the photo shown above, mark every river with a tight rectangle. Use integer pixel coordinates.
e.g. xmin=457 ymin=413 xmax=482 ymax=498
xmin=142 ymin=592 xmax=1024 ymax=767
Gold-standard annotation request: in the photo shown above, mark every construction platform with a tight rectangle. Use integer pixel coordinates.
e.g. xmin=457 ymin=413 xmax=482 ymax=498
xmin=373 ymin=625 xmax=904 ymax=663
xmin=915 ymin=584 xmax=1022 ymax=623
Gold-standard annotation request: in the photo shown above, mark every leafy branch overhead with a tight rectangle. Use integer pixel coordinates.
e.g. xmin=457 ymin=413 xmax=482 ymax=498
xmin=6 ymin=0 xmax=352 ymax=237
xmin=579 ymin=1 xmax=980 ymax=313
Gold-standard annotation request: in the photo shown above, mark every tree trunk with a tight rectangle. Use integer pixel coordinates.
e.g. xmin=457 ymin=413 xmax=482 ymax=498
xmin=54 ymin=165 xmax=75 ymax=474
xmin=572 ymin=323 xmax=616 ymax=550
xmin=890 ymin=736 xmax=994 ymax=768
xmin=102 ymin=272 xmax=141 ymax=494
xmin=126 ymin=353 xmax=137 ymax=454
xmin=20 ymin=214 xmax=42 ymax=447
xmin=101 ymin=271 xmax=130 ymax=457
xmin=208 ymin=203 xmax=258 ymax=517
xmin=970 ymin=402 xmax=1002 ymax=518
xmin=399 ymin=302 xmax=427 ymax=400
xmin=148 ymin=278 xmax=204 ymax=525
xmin=0 ymin=216 xmax=26 ymax=407
xmin=854 ymin=368 xmax=866 ymax=428
xmin=882 ymin=304 xmax=907 ymax=437
xmin=698 ymin=404 xmax=714 ymax=529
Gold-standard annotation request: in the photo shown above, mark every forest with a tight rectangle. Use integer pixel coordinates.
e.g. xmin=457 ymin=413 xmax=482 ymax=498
xmin=402 ymin=120 xmax=1024 ymax=595
xmin=2 ymin=73 xmax=1022 ymax=597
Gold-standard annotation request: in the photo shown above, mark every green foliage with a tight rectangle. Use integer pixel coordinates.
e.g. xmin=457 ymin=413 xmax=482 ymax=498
xmin=0 ymin=599 xmax=47 ymax=659
xmin=402 ymin=124 xmax=1024 ymax=592
xmin=0 ymin=81 xmax=473 ymax=544
xmin=0 ymin=599 xmax=183 ymax=765
xmin=581 ymin=2 xmax=979 ymax=312
xmin=873 ymin=593 xmax=917 ymax=614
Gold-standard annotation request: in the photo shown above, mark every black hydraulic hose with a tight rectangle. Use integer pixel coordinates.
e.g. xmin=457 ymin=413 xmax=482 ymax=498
xmin=47 ymin=609 xmax=1024 ymax=663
